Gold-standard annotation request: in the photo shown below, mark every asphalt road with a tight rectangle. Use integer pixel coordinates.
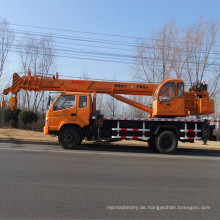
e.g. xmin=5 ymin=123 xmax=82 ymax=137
xmin=0 ymin=143 xmax=219 ymax=219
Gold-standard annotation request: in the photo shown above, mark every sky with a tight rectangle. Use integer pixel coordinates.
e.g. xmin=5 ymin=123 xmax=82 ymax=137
xmin=0 ymin=0 xmax=220 ymax=82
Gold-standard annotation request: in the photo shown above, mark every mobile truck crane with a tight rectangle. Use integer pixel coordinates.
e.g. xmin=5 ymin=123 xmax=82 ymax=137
xmin=1 ymin=70 xmax=217 ymax=153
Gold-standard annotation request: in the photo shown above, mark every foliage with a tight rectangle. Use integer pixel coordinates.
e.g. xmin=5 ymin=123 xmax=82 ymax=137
xmin=17 ymin=35 xmax=55 ymax=113
xmin=18 ymin=118 xmax=45 ymax=132
xmin=135 ymin=18 xmax=219 ymax=93
xmin=18 ymin=110 xmax=38 ymax=125
xmin=1 ymin=108 xmax=21 ymax=127
xmin=0 ymin=19 xmax=14 ymax=78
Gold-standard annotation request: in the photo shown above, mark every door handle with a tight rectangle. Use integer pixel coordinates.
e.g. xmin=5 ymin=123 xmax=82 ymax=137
xmin=167 ymin=103 xmax=170 ymax=106
xmin=71 ymin=113 xmax=76 ymax=116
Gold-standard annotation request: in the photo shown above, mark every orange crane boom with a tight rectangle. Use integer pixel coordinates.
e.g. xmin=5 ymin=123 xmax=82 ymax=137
xmin=2 ymin=70 xmax=215 ymax=117
xmin=3 ymin=71 xmax=158 ymax=96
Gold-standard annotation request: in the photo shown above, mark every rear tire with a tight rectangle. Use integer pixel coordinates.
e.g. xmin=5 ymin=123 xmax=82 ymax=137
xmin=58 ymin=126 xmax=81 ymax=149
xmin=155 ymin=131 xmax=178 ymax=154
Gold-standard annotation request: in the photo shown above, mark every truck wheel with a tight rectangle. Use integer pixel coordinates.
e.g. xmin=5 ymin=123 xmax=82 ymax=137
xmin=155 ymin=131 xmax=178 ymax=154
xmin=148 ymin=139 xmax=156 ymax=152
xmin=58 ymin=126 xmax=80 ymax=149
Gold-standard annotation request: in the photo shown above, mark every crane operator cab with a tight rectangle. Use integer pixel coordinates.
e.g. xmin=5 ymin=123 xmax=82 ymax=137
xmin=152 ymin=79 xmax=185 ymax=117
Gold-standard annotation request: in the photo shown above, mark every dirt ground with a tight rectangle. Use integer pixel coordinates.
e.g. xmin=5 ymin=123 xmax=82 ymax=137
xmin=0 ymin=128 xmax=219 ymax=150
xmin=0 ymin=128 xmax=58 ymax=143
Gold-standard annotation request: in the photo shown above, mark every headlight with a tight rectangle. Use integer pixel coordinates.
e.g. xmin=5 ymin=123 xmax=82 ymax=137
xmin=45 ymin=117 xmax=48 ymax=124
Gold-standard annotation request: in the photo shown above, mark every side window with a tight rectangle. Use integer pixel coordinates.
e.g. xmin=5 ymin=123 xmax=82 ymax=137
xmin=53 ymin=95 xmax=75 ymax=111
xmin=158 ymin=82 xmax=176 ymax=102
xmin=177 ymin=82 xmax=184 ymax=98
xmin=79 ymin=96 xmax=87 ymax=108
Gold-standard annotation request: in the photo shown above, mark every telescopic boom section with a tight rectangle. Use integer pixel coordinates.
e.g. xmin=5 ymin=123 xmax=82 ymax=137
xmin=3 ymin=72 xmax=158 ymax=96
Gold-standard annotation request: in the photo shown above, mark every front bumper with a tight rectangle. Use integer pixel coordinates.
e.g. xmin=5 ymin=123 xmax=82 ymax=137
xmin=44 ymin=126 xmax=49 ymax=135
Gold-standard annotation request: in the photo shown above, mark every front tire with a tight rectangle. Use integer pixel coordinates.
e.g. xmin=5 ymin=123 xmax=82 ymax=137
xmin=58 ymin=126 xmax=81 ymax=149
xmin=155 ymin=131 xmax=178 ymax=154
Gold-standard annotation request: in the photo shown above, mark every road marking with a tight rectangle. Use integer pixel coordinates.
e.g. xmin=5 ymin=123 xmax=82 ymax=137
xmin=0 ymin=145 xmax=219 ymax=160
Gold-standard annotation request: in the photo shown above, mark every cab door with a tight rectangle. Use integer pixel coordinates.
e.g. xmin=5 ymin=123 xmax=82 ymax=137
xmin=49 ymin=95 xmax=77 ymax=131
xmin=76 ymin=95 xmax=91 ymax=127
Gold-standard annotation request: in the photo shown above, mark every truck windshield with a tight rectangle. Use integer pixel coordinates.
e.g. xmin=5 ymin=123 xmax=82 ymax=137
xmin=53 ymin=95 xmax=75 ymax=111
xmin=158 ymin=82 xmax=176 ymax=102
